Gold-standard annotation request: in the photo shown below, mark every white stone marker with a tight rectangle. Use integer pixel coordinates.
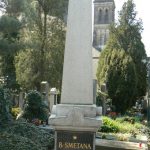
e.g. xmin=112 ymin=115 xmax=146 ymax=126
xmin=49 ymin=2 xmax=102 ymax=149
xmin=61 ymin=0 xmax=93 ymax=105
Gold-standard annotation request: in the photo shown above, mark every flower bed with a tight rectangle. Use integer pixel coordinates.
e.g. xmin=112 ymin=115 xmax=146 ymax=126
xmin=98 ymin=116 xmax=149 ymax=143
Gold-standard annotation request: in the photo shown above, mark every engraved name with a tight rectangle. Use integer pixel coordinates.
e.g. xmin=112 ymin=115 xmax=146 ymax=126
xmin=58 ymin=142 xmax=92 ymax=149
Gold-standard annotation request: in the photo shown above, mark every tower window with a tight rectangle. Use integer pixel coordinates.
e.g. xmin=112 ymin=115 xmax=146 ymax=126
xmin=105 ymin=9 xmax=109 ymax=23
xmin=98 ymin=9 xmax=102 ymax=23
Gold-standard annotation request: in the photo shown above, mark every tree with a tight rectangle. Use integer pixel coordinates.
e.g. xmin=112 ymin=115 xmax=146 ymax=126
xmin=108 ymin=0 xmax=147 ymax=98
xmin=15 ymin=0 xmax=67 ymax=91
xmin=0 ymin=0 xmax=68 ymax=92
xmin=22 ymin=90 xmax=49 ymax=122
xmin=97 ymin=0 xmax=147 ymax=113
xmin=15 ymin=18 xmax=65 ymax=90
xmin=97 ymin=48 xmax=137 ymax=113
xmin=0 ymin=15 xmax=22 ymax=91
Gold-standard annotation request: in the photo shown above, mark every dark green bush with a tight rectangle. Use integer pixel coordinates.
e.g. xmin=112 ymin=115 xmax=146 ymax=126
xmin=22 ymin=90 xmax=49 ymax=122
xmin=100 ymin=125 xmax=119 ymax=133
xmin=0 ymin=86 xmax=12 ymax=123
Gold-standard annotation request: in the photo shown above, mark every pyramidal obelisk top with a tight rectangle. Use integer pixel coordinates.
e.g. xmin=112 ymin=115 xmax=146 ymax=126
xmin=61 ymin=0 xmax=93 ymax=105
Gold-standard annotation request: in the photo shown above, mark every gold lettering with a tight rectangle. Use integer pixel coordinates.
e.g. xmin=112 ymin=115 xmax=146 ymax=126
xmin=65 ymin=142 xmax=69 ymax=148
xmin=80 ymin=143 xmax=84 ymax=149
xmin=77 ymin=143 xmax=80 ymax=148
xmin=87 ymin=144 xmax=92 ymax=149
xmin=84 ymin=143 xmax=89 ymax=149
xmin=79 ymin=143 xmax=92 ymax=149
xmin=58 ymin=142 xmax=92 ymax=149
xmin=73 ymin=143 xmax=77 ymax=148
xmin=68 ymin=143 xmax=74 ymax=148
xmin=59 ymin=142 xmax=63 ymax=148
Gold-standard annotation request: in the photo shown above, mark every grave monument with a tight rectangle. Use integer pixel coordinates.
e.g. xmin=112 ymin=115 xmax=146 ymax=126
xmin=49 ymin=0 xmax=102 ymax=149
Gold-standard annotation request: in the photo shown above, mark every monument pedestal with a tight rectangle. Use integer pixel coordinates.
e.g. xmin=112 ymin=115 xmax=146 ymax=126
xmin=49 ymin=104 xmax=102 ymax=150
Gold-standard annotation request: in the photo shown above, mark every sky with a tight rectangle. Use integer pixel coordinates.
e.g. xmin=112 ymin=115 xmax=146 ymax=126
xmin=0 ymin=0 xmax=149 ymax=56
xmin=115 ymin=0 xmax=150 ymax=57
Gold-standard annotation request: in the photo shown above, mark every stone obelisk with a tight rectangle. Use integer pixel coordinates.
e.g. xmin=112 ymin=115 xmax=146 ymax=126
xmin=61 ymin=0 xmax=93 ymax=105
xmin=49 ymin=0 xmax=102 ymax=149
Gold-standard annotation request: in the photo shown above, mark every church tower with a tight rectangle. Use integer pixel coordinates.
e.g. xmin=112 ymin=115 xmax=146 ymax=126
xmin=93 ymin=0 xmax=115 ymax=50
xmin=92 ymin=0 xmax=115 ymax=79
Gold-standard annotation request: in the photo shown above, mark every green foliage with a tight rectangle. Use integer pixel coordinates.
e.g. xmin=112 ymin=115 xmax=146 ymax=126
xmin=97 ymin=0 xmax=147 ymax=113
xmin=100 ymin=117 xmax=119 ymax=133
xmin=0 ymin=0 xmax=68 ymax=92
xmin=11 ymin=107 xmax=22 ymax=119
xmin=109 ymin=0 xmax=147 ymax=98
xmin=0 ymin=122 xmax=54 ymax=150
xmin=15 ymin=18 xmax=65 ymax=90
xmin=100 ymin=116 xmax=144 ymax=135
xmin=96 ymin=94 xmax=103 ymax=106
xmin=0 ymin=86 xmax=12 ymax=123
xmin=0 ymin=15 xmax=22 ymax=91
xmin=15 ymin=49 xmax=41 ymax=90
xmin=0 ymin=15 xmax=21 ymax=41
xmin=6 ymin=0 xmax=26 ymax=16
xmin=14 ymin=0 xmax=66 ymax=91
xmin=22 ymin=90 xmax=49 ymax=122
xmin=116 ymin=116 xmax=142 ymax=124
xmin=35 ymin=0 xmax=68 ymax=18
xmin=97 ymin=48 xmax=137 ymax=113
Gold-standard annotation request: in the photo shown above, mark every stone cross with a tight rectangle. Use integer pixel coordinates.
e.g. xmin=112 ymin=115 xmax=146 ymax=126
xmin=61 ymin=0 xmax=93 ymax=105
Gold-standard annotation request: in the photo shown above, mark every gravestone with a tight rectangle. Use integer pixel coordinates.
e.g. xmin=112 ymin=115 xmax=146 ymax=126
xmin=49 ymin=88 xmax=58 ymax=112
xmin=49 ymin=0 xmax=102 ymax=149
xmin=41 ymin=81 xmax=49 ymax=102
xmin=19 ymin=92 xmax=24 ymax=109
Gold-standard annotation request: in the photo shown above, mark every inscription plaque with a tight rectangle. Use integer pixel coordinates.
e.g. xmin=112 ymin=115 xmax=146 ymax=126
xmin=56 ymin=131 xmax=94 ymax=150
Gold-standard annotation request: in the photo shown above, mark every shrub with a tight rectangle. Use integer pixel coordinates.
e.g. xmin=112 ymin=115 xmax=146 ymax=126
xmin=0 ymin=86 xmax=12 ymax=123
xmin=22 ymin=90 xmax=49 ymax=122
xmin=100 ymin=116 xmax=144 ymax=135
xmin=100 ymin=125 xmax=119 ymax=133
xmin=100 ymin=117 xmax=119 ymax=133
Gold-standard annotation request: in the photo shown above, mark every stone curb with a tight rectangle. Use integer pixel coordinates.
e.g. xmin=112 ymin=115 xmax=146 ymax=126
xmin=96 ymin=139 xmax=148 ymax=150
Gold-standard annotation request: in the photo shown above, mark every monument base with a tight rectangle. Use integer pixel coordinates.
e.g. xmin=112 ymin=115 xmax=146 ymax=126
xmin=49 ymin=104 xmax=102 ymax=150
xmin=56 ymin=130 xmax=95 ymax=150
xmin=49 ymin=104 xmax=102 ymax=131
